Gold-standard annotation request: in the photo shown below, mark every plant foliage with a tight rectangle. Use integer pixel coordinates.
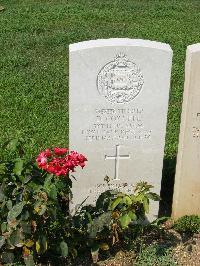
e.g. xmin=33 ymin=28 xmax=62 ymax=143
xmin=0 ymin=140 xmax=84 ymax=265
xmin=74 ymin=181 xmax=160 ymax=262
xmin=173 ymin=215 xmax=200 ymax=235
xmin=0 ymin=139 xmax=161 ymax=265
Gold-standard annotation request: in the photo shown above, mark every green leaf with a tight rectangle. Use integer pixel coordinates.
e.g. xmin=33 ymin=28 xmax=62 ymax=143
xmin=0 ymin=235 xmax=5 ymax=248
xmin=1 ymin=222 xmax=7 ymax=233
xmin=36 ymin=241 xmax=40 ymax=253
xmin=122 ymin=195 xmax=132 ymax=206
xmin=86 ymin=212 xmax=93 ymax=223
xmin=135 ymin=193 xmax=145 ymax=202
xmin=143 ymin=197 xmax=149 ymax=214
xmin=0 ymin=186 xmax=5 ymax=202
xmin=21 ymin=221 xmax=31 ymax=234
xmin=28 ymin=181 xmax=42 ymax=191
xmin=6 ymin=138 xmax=19 ymax=152
xmin=88 ymin=212 xmax=112 ymax=238
xmin=13 ymin=158 xmax=24 ymax=176
xmin=6 ymin=200 xmax=12 ymax=210
xmin=111 ymin=197 xmax=122 ymax=210
xmin=48 ymin=184 xmax=57 ymax=200
xmin=60 ymin=241 xmax=68 ymax=257
xmin=1 ymin=252 xmax=15 ymax=264
xmin=37 ymin=235 xmax=47 ymax=254
xmin=25 ymin=239 xmax=34 ymax=248
xmin=9 ymin=229 xmax=23 ymax=247
xmin=130 ymin=195 xmax=137 ymax=203
xmin=71 ymin=248 xmax=78 ymax=259
xmin=96 ymin=190 xmax=117 ymax=211
xmin=8 ymin=202 xmax=25 ymax=221
xmin=146 ymin=192 xmax=161 ymax=201
xmin=21 ymin=210 xmax=30 ymax=221
xmin=0 ymin=163 xmax=6 ymax=175
xmin=24 ymin=255 xmax=35 ymax=266
xmin=56 ymin=179 xmax=65 ymax=190
xmin=135 ymin=182 xmax=153 ymax=193
xmin=44 ymin=174 xmax=53 ymax=192
xmin=119 ymin=214 xmax=131 ymax=229
xmin=128 ymin=211 xmax=137 ymax=221
xmin=19 ymin=175 xmax=25 ymax=183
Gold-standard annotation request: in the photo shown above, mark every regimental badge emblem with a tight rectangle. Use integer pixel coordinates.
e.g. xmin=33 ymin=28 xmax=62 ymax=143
xmin=97 ymin=53 xmax=144 ymax=104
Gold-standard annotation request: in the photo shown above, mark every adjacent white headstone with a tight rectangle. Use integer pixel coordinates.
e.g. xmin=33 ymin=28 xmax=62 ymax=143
xmin=69 ymin=39 xmax=172 ymax=219
xmin=173 ymin=44 xmax=200 ymax=219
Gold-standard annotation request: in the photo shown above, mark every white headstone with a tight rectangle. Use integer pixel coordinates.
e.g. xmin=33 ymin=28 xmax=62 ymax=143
xmin=69 ymin=38 xmax=172 ymax=220
xmin=173 ymin=44 xmax=200 ymax=219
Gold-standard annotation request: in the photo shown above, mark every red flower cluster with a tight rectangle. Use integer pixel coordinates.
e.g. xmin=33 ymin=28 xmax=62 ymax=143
xmin=36 ymin=147 xmax=87 ymax=177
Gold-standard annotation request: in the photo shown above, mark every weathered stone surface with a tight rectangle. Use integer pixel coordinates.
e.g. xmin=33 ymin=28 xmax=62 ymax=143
xmin=69 ymin=39 xmax=172 ymax=220
xmin=173 ymin=44 xmax=200 ymax=219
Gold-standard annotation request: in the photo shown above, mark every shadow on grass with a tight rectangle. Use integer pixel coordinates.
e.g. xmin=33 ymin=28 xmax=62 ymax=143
xmin=159 ymin=157 xmax=177 ymax=217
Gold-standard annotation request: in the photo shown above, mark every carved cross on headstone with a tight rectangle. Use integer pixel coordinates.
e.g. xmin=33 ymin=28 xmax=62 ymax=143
xmin=105 ymin=144 xmax=130 ymax=180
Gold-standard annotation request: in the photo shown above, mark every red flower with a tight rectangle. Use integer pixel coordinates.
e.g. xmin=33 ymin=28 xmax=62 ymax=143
xmin=54 ymin=147 xmax=68 ymax=156
xmin=36 ymin=147 xmax=87 ymax=177
xmin=36 ymin=152 xmax=48 ymax=169
xmin=44 ymin=148 xmax=52 ymax=157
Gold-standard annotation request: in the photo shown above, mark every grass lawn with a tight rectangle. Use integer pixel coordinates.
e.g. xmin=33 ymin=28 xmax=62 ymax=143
xmin=1 ymin=0 xmax=200 ymax=158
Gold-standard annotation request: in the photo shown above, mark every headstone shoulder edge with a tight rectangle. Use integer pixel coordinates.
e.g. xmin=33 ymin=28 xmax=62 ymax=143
xmin=172 ymin=43 xmax=200 ymax=218
xmin=69 ymin=38 xmax=173 ymax=54
xmin=187 ymin=43 xmax=200 ymax=54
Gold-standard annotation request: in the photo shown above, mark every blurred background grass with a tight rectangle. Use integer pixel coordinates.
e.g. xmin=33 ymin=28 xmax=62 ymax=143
xmin=0 ymin=0 xmax=200 ymax=160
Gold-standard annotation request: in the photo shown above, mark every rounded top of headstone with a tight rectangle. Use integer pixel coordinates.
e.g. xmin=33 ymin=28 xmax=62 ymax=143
xmin=187 ymin=43 xmax=200 ymax=53
xmin=69 ymin=38 xmax=172 ymax=53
